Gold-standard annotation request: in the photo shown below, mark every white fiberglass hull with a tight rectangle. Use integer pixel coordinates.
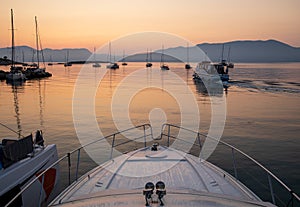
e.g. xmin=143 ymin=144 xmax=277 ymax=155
xmin=50 ymin=146 xmax=274 ymax=207
xmin=0 ymin=144 xmax=59 ymax=207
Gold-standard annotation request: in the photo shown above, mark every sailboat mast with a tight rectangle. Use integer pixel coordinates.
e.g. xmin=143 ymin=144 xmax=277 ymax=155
xmin=161 ymin=45 xmax=164 ymax=66
xmin=146 ymin=48 xmax=148 ymax=62
xmin=227 ymin=46 xmax=231 ymax=62
xmin=11 ymin=9 xmax=15 ymax=68
xmin=94 ymin=47 xmax=96 ymax=62
xmin=35 ymin=16 xmax=40 ymax=68
xmin=221 ymin=44 xmax=224 ymax=62
xmin=187 ymin=42 xmax=189 ymax=64
xmin=109 ymin=42 xmax=112 ymax=63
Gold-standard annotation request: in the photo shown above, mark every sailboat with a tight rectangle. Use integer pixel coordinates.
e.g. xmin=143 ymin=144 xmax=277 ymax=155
xmin=22 ymin=51 xmax=28 ymax=66
xmin=25 ymin=16 xmax=52 ymax=79
xmin=106 ymin=42 xmax=119 ymax=69
xmin=121 ymin=50 xmax=127 ymax=66
xmin=185 ymin=43 xmax=191 ymax=69
xmin=6 ymin=9 xmax=26 ymax=82
xmin=227 ymin=46 xmax=234 ymax=68
xmin=146 ymin=48 xmax=152 ymax=68
xmin=48 ymin=55 xmax=53 ymax=66
xmin=160 ymin=45 xmax=169 ymax=70
xmin=64 ymin=50 xmax=72 ymax=67
xmin=31 ymin=16 xmax=46 ymax=73
xmin=92 ymin=47 xmax=101 ymax=67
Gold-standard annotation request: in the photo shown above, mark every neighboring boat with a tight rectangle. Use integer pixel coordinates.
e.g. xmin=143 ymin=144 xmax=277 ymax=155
xmin=64 ymin=50 xmax=72 ymax=67
xmin=227 ymin=45 xmax=234 ymax=68
xmin=106 ymin=62 xmax=119 ymax=69
xmin=106 ymin=42 xmax=119 ymax=69
xmin=92 ymin=62 xmax=101 ymax=67
xmin=193 ymin=44 xmax=234 ymax=83
xmin=185 ymin=43 xmax=191 ymax=69
xmin=6 ymin=9 xmax=26 ymax=83
xmin=21 ymin=51 xmax=28 ymax=67
xmin=193 ymin=60 xmax=233 ymax=83
xmin=121 ymin=50 xmax=128 ymax=66
xmin=146 ymin=48 xmax=152 ymax=68
xmin=193 ymin=61 xmax=222 ymax=83
xmin=160 ymin=45 xmax=169 ymax=70
xmin=92 ymin=47 xmax=101 ymax=68
xmin=7 ymin=123 xmax=300 ymax=207
xmin=0 ymin=129 xmax=59 ymax=207
xmin=48 ymin=55 xmax=53 ymax=66
xmin=25 ymin=16 xmax=52 ymax=79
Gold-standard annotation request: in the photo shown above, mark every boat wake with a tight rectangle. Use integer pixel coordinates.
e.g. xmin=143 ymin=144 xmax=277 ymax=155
xmin=229 ymin=79 xmax=300 ymax=94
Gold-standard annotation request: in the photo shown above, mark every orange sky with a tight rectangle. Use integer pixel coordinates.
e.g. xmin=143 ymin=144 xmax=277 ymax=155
xmin=1 ymin=0 xmax=299 ymax=50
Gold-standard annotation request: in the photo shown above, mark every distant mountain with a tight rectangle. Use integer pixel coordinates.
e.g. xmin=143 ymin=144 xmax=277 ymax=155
xmin=0 ymin=40 xmax=299 ymax=63
xmin=0 ymin=46 xmax=92 ymax=63
xmin=197 ymin=40 xmax=300 ymax=62
xmin=119 ymin=52 xmax=181 ymax=62
xmin=120 ymin=40 xmax=300 ymax=63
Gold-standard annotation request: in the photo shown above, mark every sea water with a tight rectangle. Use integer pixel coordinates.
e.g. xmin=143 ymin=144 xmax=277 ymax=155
xmin=0 ymin=62 xmax=299 ymax=203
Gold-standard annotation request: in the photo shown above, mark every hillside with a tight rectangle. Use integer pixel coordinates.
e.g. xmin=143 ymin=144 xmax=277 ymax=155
xmin=0 ymin=40 xmax=299 ymax=63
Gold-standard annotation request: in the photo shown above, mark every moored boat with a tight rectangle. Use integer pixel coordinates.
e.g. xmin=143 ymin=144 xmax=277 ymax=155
xmin=121 ymin=50 xmax=128 ymax=66
xmin=6 ymin=9 xmax=26 ymax=83
xmin=160 ymin=45 xmax=170 ymax=70
xmin=6 ymin=123 xmax=300 ymax=207
xmin=106 ymin=62 xmax=119 ymax=69
xmin=24 ymin=16 xmax=52 ymax=79
xmin=92 ymin=47 xmax=101 ymax=68
xmin=64 ymin=50 xmax=72 ymax=67
xmin=193 ymin=60 xmax=233 ymax=83
xmin=0 ymin=130 xmax=59 ymax=207
xmin=106 ymin=42 xmax=119 ymax=69
xmin=146 ymin=49 xmax=153 ymax=68
xmin=185 ymin=42 xmax=191 ymax=69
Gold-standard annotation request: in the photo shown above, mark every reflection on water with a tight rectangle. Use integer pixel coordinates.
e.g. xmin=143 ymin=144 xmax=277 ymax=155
xmin=193 ymin=79 xmax=225 ymax=97
xmin=11 ymin=85 xmax=23 ymax=138
xmin=0 ymin=62 xmax=299 ymax=196
xmin=38 ymin=80 xmax=44 ymax=127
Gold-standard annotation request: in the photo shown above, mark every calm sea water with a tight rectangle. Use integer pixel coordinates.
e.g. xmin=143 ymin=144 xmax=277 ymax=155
xmin=0 ymin=62 xmax=299 ymax=203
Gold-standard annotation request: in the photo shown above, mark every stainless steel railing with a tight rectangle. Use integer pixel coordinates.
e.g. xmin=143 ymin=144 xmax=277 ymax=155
xmin=5 ymin=123 xmax=300 ymax=207
xmin=159 ymin=123 xmax=300 ymax=207
xmin=5 ymin=124 xmax=153 ymax=207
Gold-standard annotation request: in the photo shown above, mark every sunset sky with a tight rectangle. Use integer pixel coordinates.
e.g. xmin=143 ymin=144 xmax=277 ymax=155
xmin=1 ymin=0 xmax=299 ymax=50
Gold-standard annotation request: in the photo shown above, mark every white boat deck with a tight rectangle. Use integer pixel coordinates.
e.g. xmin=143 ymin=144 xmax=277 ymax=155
xmin=51 ymin=146 xmax=275 ymax=206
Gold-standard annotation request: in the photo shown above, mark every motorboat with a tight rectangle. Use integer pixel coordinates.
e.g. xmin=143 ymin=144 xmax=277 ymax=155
xmin=193 ymin=61 xmax=220 ymax=82
xmin=0 ymin=130 xmax=59 ymax=207
xmin=92 ymin=63 xmax=101 ymax=68
xmin=194 ymin=43 xmax=234 ymax=83
xmin=193 ymin=60 xmax=233 ymax=83
xmin=6 ymin=124 xmax=299 ymax=207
